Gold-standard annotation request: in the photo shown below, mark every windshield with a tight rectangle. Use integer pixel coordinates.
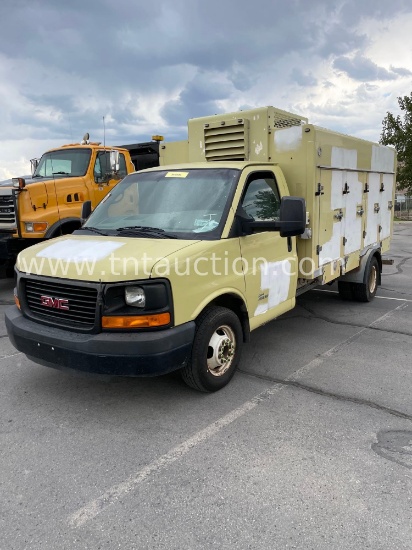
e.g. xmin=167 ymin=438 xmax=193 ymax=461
xmin=84 ymin=168 xmax=240 ymax=239
xmin=33 ymin=148 xmax=92 ymax=177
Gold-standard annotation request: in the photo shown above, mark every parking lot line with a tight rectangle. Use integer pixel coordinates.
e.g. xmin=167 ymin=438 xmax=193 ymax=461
xmin=68 ymin=302 xmax=406 ymax=528
xmin=313 ymin=289 xmax=412 ymax=302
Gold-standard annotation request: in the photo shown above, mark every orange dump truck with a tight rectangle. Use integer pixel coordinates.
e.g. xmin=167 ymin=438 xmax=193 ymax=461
xmin=0 ymin=136 xmax=161 ymax=274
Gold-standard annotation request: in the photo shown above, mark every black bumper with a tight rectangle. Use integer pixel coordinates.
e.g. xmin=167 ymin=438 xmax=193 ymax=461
xmin=0 ymin=234 xmax=39 ymax=263
xmin=0 ymin=234 xmax=14 ymax=262
xmin=5 ymin=307 xmax=196 ymax=376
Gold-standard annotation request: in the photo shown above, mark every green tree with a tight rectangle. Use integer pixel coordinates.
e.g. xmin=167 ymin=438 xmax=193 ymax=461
xmin=380 ymin=93 xmax=412 ymax=194
xmin=255 ymin=190 xmax=280 ymax=220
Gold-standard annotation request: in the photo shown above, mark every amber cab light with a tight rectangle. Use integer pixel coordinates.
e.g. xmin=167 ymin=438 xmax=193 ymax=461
xmin=102 ymin=313 xmax=170 ymax=329
xmin=33 ymin=222 xmax=48 ymax=232
xmin=25 ymin=222 xmax=48 ymax=233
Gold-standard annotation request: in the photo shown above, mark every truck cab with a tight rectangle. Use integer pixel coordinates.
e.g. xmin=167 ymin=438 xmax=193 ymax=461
xmin=0 ymin=136 xmax=161 ymax=273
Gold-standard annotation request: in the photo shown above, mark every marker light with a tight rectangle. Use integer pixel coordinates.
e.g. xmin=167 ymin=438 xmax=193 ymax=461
xmin=102 ymin=313 xmax=170 ymax=329
xmin=12 ymin=178 xmax=26 ymax=189
xmin=25 ymin=222 xmax=48 ymax=233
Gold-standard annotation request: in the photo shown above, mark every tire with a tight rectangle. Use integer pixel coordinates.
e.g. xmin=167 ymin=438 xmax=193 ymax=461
xmin=352 ymin=256 xmax=379 ymax=302
xmin=181 ymin=306 xmax=243 ymax=392
xmin=338 ymin=281 xmax=354 ymax=301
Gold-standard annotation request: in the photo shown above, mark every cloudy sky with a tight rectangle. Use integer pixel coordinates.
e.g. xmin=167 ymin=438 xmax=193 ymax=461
xmin=1 ymin=0 xmax=412 ymax=180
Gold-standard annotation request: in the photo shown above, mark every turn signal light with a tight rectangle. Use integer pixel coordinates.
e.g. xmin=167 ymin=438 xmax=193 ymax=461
xmin=33 ymin=222 xmax=48 ymax=232
xmin=14 ymin=294 xmax=20 ymax=310
xmin=25 ymin=222 xmax=48 ymax=233
xmin=102 ymin=313 xmax=170 ymax=329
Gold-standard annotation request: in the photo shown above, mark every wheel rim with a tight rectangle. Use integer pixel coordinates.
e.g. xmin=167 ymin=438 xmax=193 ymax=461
xmin=206 ymin=325 xmax=236 ymax=377
xmin=369 ymin=264 xmax=378 ymax=294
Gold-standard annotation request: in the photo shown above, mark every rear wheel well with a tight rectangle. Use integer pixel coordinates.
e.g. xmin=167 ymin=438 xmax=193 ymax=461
xmin=372 ymin=250 xmax=382 ymax=284
xmin=205 ymin=294 xmax=250 ymax=343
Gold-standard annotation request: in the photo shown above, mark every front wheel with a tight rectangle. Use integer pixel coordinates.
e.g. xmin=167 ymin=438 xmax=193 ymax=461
xmin=181 ymin=306 xmax=243 ymax=392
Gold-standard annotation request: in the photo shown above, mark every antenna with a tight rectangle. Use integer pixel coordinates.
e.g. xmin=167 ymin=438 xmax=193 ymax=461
xmin=68 ymin=115 xmax=74 ymax=142
xmin=103 ymin=115 xmax=106 ymax=149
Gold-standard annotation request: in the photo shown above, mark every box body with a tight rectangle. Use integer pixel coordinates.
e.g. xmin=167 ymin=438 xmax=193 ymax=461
xmin=161 ymin=106 xmax=396 ymax=281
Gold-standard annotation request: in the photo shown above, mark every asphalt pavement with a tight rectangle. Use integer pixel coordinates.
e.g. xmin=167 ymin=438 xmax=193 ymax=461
xmin=1 ymin=222 xmax=411 ymax=549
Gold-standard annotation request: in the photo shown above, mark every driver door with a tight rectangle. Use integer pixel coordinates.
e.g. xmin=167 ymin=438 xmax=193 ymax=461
xmin=238 ymin=169 xmax=299 ymax=331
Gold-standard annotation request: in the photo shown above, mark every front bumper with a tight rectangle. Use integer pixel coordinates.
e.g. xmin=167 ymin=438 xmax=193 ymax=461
xmin=6 ymin=306 xmax=195 ymax=376
xmin=0 ymin=234 xmax=41 ymax=262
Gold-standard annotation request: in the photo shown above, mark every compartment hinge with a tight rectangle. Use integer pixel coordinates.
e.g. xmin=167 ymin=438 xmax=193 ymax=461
xmin=315 ymin=183 xmax=324 ymax=196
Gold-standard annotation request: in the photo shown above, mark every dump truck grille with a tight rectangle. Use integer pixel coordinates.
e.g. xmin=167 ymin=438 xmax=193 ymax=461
xmin=0 ymin=194 xmax=16 ymax=225
xmin=23 ymin=278 xmax=98 ymax=330
xmin=204 ymin=119 xmax=249 ymax=161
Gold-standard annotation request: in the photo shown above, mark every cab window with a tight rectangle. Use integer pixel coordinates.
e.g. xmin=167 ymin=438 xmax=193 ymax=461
xmin=241 ymin=172 xmax=281 ymax=220
xmin=94 ymin=152 xmax=127 ymax=182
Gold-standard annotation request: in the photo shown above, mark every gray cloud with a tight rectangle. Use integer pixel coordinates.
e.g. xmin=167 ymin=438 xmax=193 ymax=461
xmin=333 ymin=55 xmax=410 ymax=81
xmin=1 ymin=0 xmax=412 ymax=176
xmin=390 ymin=66 xmax=412 ymax=77
xmin=290 ymin=69 xmax=318 ymax=87
xmin=161 ymin=70 xmax=234 ymax=126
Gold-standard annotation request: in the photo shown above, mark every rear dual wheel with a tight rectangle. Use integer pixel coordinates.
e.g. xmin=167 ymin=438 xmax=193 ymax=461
xmin=352 ymin=256 xmax=379 ymax=302
xmin=338 ymin=256 xmax=379 ymax=303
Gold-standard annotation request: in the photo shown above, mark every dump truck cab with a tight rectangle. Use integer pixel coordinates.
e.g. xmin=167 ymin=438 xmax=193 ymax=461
xmin=0 ymin=136 xmax=162 ymax=271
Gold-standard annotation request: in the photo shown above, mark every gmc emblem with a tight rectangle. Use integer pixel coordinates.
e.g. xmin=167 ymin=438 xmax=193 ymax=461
xmin=40 ymin=295 xmax=70 ymax=310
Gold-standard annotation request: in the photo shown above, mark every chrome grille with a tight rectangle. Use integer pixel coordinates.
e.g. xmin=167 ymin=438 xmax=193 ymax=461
xmin=0 ymin=194 xmax=16 ymax=225
xmin=24 ymin=278 xmax=98 ymax=329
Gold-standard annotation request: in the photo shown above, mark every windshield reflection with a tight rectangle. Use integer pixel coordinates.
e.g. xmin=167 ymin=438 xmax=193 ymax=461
xmin=85 ymin=168 xmax=239 ymax=239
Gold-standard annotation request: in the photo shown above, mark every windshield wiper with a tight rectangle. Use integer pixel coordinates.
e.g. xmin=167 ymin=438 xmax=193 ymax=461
xmin=116 ymin=225 xmax=166 ymax=233
xmin=115 ymin=226 xmax=177 ymax=239
xmin=52 ymin=171 xmax=70 ymax=175
xmin=82 ymin=226 xmax=109 ymax=236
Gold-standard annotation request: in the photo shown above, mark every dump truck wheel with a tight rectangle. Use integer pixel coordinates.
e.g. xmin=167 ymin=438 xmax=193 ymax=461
xmin=181 ymin=306 xmax=243 ymax=392
xmin=338 ymin=281 xmax=354 ymax=301
xmin=352 ymin=256 xmax=379 ymax=302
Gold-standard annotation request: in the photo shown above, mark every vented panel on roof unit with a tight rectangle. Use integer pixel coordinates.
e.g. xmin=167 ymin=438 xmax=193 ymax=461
xmin=272 ymin=111 xmax=305 ymax=129
xmin=204 ymin=119 xmax=249 ymax=161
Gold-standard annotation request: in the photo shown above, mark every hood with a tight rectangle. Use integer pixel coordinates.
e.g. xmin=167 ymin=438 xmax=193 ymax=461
xmin=0 ymin=175 xmax=77 ymax=188
xmin=0 ymin=176 xmax=32 ymax=188
xmin=16 ymin=234 xmax=201 ymax=282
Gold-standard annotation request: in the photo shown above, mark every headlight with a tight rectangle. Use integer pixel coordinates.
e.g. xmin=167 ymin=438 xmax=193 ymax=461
xmin=125 ymin=286 xmax=146 ymax=308
xmin=25 ymin=222 xmax=48 ymax=233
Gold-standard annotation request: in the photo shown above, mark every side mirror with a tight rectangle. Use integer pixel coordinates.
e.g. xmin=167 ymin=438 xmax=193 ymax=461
xmin=278 ymin=196 xmax=306 ymax=237
xmin=109 ymin=150 xmax=120 ymax=173
xmin=30 ymin=158 xmax=40 ymax=177
xmin=235 ymin=196 xmax=306 ymax=237
xmin=80 ymin=200 xmax=92 ymax=224
xmin=235 ymin=206 xmax=254 ymax=236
